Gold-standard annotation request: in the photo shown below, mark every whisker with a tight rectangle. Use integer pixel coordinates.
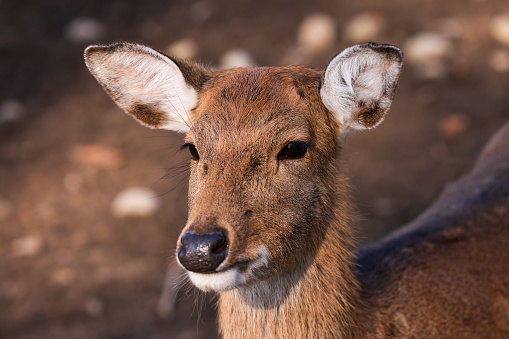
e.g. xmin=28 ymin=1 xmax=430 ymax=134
xmin=171 ymin=82 xmax=193 ymax=129
xmin=156 ymin=83 xmax=192 ymax=130
xmin=155 ymin=175 xmax=190 ymax=198
xmin=150 ymin=162 xmax=189 ymax=190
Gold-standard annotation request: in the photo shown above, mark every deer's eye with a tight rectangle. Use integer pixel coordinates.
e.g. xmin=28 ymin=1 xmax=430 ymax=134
xmin=183 ymin=143 xmax=199 ymax=160
xmin=278 ymin=141 xmax=308 ymax=160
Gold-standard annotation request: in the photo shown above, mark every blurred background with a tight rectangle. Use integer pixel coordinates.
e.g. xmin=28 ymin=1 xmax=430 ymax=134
xmin=1 ymin=0 xmax=509 ymax=338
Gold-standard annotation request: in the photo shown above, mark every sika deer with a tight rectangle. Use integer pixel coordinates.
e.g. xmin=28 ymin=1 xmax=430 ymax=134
xmin=84 ymin=42 xmax=509 ymax=338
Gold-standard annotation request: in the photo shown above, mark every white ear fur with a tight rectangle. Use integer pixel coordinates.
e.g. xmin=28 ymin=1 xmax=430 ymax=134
xmin=84 ymin=42 xmax=200 ymax=133
xmin=320 ymin=43 xmax=403 ymax=133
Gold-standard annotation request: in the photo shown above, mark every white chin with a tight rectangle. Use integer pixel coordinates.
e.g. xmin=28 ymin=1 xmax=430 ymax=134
xmin=187 ymin=268 xmax=241 ymax=292
xmin=185 ymin=246 xmax=270 ymax=292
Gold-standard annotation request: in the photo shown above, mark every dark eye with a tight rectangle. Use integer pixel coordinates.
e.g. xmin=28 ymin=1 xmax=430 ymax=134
xmin=278 ymin=141 xmax=308 ymax=160
xmin=187 ymin=143 xmax=199 ymax=160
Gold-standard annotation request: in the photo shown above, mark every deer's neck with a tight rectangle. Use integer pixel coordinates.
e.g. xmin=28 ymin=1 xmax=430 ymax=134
xmin=217 ymin=204 xmax=362 ymax=339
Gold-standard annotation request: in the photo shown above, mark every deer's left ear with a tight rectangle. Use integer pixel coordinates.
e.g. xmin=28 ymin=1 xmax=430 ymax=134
xmin=320 ymin=43 xmax=403 ymax=133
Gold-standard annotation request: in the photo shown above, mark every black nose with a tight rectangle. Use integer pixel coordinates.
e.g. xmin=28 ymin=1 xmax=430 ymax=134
xmin=177 ymin=232 xmax=228 ymax=273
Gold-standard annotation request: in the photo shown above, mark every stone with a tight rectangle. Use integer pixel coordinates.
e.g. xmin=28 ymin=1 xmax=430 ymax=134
xmin=85 ymin=296 xmax=104 ymax=317
xmin=438 ymin=113 xmax=470 ymax=140
xmin=111 ymin=187 xmax=159 ymax=218
xmin=220 ymin=49 xmax=257 ymax=69
xmin=71 ymin=144 xmax=123 ymax=170
xmin=166 ymin=39 xmax=199 ymax=60
xmin=489 ymin=50 xmax=509 ymax=72
xmin=438 ymin=17 xmax=464 ymax=39
xmin=344 ymin=12 xmax=386 ymax=43
xmin=65 ymin=17 xmax=105 ymax=43
xmin=404 ymin=33 xmax=453 ymax=79
xmin=404 ymin=32 xmax=453 ymax=64
xmin=64 ymin=172 xmax=83 ymax=194
xmin=413 ymin=61 xmax=448 ymax=80
xmin=12 ymin=235 xmax=43 ymax=257
xmin=50 ymin=268 xmax=76 ymax=286
xmin=297 ymin=13 xmax=336 ymax=54
xmin=490 ymin=14 xmax=509 ymax=47
xmin=0 ymin=100 xmax=25 ymax=124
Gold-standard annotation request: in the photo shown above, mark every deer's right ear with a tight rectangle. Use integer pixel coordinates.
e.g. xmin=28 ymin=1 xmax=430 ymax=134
xmin=320 ymin=43 xmax=403 ymax=134
xmin=84 ymin=42 xmax=207 ymax=133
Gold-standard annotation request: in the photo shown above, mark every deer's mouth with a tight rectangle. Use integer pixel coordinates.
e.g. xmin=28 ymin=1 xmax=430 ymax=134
xmin=186 ymin=246 xmax=270 ymax=292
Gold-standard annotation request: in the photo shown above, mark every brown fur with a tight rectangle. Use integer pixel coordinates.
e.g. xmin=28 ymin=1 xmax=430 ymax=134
xmin=171 ymin=57 xmax=209 ymax=90
xmin=182 ymin=66 xmax=361 ymax=338
xmin=85 ymin=43 xmax=509 ymax=338
xmin=179 ymin=66 xmax=509 ymax=338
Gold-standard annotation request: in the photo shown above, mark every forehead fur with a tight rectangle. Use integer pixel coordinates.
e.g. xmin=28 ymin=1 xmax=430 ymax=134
xmin=192 ymin=66 xmax=328 ymax=132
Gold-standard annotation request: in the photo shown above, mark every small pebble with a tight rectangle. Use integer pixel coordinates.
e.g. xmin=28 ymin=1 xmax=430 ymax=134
xmin=65 ymin=17 xmax=105 ymax=43
xmin=489 ymin=50 xmax=509 ymax=72
xmin=438 ymin=113 xmax=470 ymax=140
xmin=166 ymin=39 xmax=199 ymax=60
xmin=12 ymin=235 xmax=43 ymax=257
xmin=438 ymin=18 xmax=464 ymax=39
xmin=344 ymin=12 xmax=386 ymax=43
xmin=64 ymin=172 xmax=83 ymax=194
xmin=490 ymin=14 xmax=509 ymax=47
xmin=85 ymin=296 xmax=104 ymax=317
xmin=0 ymin=100 xmax=25 ymax=124
xmin=111 ymin=187 xmax=159 ymax=218
xmin=414 ymin=61 xmax=448 ymax=79
xmin=297 ymin=13 xmax=336 ymax=55
xmin=50 ymin=268 xmax=76 ymax=286
xmin=404 ymin=33 xmax=453 ymax=79
xmin=71 ymin=144 xmax=123 ymax=170
xmin=35 ymin=201 xmax=56 ymax=221
xmin=220 ymin=49 xmax=257 ymax=69
xmin=404 ymin=32 xmax=453 ymax=64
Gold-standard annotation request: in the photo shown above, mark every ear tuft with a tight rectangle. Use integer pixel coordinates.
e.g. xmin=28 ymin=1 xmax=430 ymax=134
xmin=320 ymin=42 xmax=403 ymax=134
xmin=84 ymin=42 xmax=207 ymax=133
xmin=128 ymin=103 xmax=169 ymax=128
xmin=357 ymin=103 xmax=385 ymax=128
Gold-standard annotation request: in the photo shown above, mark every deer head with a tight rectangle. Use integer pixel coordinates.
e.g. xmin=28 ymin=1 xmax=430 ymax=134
xmin=85 ymin=42 xmax=403 ymax=292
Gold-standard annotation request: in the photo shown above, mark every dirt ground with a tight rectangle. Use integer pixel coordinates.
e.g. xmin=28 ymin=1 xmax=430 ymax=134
xmin=1 ymin=0 xmax=509 ymax=338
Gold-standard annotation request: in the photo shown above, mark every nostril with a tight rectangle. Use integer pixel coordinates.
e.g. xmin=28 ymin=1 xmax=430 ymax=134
xmin=211 ymin=235 xmax=227 ymax=255
xmin=178 ymin=232 xmax=228 ymax=273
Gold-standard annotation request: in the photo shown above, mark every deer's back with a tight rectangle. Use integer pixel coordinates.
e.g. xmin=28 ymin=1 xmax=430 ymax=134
xmin=356 ymin=122 xmax=509 ymax=338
